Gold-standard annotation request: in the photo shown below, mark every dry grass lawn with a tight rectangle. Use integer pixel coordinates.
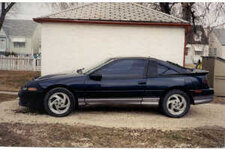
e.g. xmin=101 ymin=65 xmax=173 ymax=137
xmin=0 ymin=94 xmax=17 ymax=103
xmin=0 ymin=70 xmax=40 ymax=92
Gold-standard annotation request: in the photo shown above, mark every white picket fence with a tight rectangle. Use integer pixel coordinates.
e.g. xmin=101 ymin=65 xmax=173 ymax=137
xmin=0 ymin=55 xmax=41 ymax=71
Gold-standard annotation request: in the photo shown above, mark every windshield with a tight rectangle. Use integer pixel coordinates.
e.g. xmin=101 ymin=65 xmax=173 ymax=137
xmin=78 ymin=58 xmax=114 ymax=74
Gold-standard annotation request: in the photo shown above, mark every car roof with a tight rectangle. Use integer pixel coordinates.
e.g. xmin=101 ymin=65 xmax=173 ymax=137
xmin=112 ymin=56 xmax=149 ymax=59
xmin=112 ymin=56 xmax=162 ymax=62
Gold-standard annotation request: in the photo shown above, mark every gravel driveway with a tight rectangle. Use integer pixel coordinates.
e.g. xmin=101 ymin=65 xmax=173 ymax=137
xmin=0 ymin=100 xmax=225 ymax=130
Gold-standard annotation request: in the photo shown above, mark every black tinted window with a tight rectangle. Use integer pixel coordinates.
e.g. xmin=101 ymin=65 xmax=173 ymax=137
xmin=96 ymin=59 xmax=147 ymax=78
xmin=158 ymin=65 xmax=169 ymax=75
xmin=158 ymin=64 xmax=178 ymax=75
xmin=147 ymin=60 xmax=157 ymax=77
xmin=164 ymin=69 xmax=178 ymax=74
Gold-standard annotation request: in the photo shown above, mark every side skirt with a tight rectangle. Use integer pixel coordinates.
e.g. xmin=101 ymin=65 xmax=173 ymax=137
xmin=78 ymin=97 xmax=160 ymax=106
xmin=142 ymin=97 xmax=160 ymax=105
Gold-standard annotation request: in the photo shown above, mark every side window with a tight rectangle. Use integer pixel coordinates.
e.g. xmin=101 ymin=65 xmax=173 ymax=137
xmin=95 ymin=59 xmax=147 ymax=78
xmin=157 ymin=64 xmax=178 ymax=76
xmin=158 ymin=64 xmax=169 ymax=75
xmin=147 ymin=60 xmax=157 ymax=77
xmin=164 ymin=69 xmax=178 ymax=75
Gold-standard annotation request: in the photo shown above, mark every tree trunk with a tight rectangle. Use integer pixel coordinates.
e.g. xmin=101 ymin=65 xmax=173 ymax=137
xmin=181 ymin=3 xmax=194 ymax=22
xmin=159 ymin=3 xmax=171 ymax=14
xmin=0 ymin=2 xmax=15 ymax=30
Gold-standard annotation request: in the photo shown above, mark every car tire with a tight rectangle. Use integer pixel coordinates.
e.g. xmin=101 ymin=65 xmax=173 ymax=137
xmin=44 ymin=87 xmax=75 ymax=117
xmin=161 ymin=90 xmax=190 ymax=118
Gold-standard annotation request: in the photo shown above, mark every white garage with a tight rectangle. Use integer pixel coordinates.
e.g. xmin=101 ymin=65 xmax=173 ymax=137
xmin=34 ymin=3 xmax=190 ymax=75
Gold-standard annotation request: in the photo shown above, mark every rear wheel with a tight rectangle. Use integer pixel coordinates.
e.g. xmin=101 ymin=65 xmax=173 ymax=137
xmin=161 ymin=90 xmax=190 ymax=118
xmin=44 ymin=88 xmax=75 ymax=117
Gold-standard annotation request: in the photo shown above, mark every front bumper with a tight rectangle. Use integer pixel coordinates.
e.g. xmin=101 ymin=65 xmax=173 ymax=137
xmin=18 ymin=89 xmax=44 ymax=109
xmin=192 ymin=88 xmax=214 ymax=104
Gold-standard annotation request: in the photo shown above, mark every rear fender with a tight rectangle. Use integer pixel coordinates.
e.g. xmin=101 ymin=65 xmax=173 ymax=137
xmin=159 ymin=87 xmax=194 ymax=105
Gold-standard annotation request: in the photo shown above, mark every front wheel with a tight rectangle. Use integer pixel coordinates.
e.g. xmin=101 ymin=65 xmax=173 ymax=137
xmin=44 ymin=88 xmax=75 ymax=117
xmin=161 ymin=90 xmax=190 ymax=118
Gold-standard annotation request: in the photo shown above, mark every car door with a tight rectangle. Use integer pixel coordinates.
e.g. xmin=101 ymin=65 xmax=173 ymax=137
xmin=144 ymin=60 xmax=180 ymax=104
xmin=85 ymin=58 xmax=148 ymax=104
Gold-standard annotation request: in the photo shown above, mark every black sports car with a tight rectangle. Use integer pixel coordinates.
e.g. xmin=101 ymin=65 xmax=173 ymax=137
xmin=19 ymin=57 xmax=214 ymax=118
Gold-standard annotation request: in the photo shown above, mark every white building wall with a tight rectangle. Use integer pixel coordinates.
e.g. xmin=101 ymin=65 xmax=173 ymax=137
xmin=32 ymin=24 xmax=41 ymax=54
xmin=41 ymin=23 xmax=185 ymax=75
xmin=209 ymin=32 xmax=225 ymax=59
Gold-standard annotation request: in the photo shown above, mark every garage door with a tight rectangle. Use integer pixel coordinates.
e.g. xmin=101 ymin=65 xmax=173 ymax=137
xmin=214 ymin=58 xmax=225 ymax=96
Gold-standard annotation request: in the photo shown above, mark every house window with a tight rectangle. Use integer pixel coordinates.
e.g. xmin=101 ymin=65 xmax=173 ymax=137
xmin=14 ymin=42 xmax=25 ymax=48
xmin=195 ymin=51 xmax=203 ymax=55
xmin=185 ymin=48 xmax=189 ymax=56
xmin=194 ymin=31 xmax=202 ymax=42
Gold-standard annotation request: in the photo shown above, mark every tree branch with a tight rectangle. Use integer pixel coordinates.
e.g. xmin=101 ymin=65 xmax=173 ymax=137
xmin=0 ymin=2 xmax=15 ymax=30
xmin=5 ymin=2 xmax=15 ymax=13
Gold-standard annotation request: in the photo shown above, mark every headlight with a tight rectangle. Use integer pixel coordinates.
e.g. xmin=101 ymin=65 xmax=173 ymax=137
xmin=22 ymin=87 xmax=27 ymax=90
xmin=22 ymin=81 xmax=40 ymax=91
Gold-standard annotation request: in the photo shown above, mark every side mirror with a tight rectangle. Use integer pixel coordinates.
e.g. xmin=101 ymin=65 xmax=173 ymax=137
xmin=77 ymin=68 xmax=84 ymax=74
xmin=89 ymin=74 xmax=102 ymax=81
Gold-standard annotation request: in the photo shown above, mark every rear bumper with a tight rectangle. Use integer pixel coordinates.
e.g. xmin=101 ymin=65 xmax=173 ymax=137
xmin=192 ymin=88 xmax=214 ymax=104
xmin=193 ymin=95 xmax=214 ymax=104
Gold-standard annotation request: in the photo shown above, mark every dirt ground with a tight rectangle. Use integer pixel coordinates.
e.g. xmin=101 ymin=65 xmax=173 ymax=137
xmin=1 ymin=100 xmax=225 ymax=130
xmin=0 ymin=95 xmax=225 ymax=147
xmin=213 ymin=96 xmax=225 ymax=105
xmin=0 ymin=123 xmax=224 ymax=148
xmin=0 ymin=70 xmax=40 ymax=91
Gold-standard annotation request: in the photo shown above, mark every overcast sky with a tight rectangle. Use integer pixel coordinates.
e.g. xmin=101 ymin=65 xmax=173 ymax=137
xmin=6 ymin=3 xmax=52 ymax=20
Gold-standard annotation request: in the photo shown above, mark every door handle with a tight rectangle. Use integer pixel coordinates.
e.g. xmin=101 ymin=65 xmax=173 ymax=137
xmin=138 ymin=81 xmax=146 ymax=85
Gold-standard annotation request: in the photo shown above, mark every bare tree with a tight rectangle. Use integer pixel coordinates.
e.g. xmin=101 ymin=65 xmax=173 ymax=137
xmin=0 ymin=2 xmax=15 ymax=30
xmin=193 ymin=2 xmax=225 ymax=56
xmin=181 ymin=3 xmax=195 ymax=22
xmin=137 ymin=2 xmax=176 ymax=15
xmin=159 ymin=3 xmax=176 ymax=14
xmin=195 ymin=3 xmax=225 ymax=30
xmin=47 ymin=2 xmax=87 ymax=12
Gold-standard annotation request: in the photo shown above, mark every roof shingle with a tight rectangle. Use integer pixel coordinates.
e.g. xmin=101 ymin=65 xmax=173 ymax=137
xmin=35 ymin=3 xmax=188 ymax=24
xmin=3 ymin=19 xmax=37 ymax=37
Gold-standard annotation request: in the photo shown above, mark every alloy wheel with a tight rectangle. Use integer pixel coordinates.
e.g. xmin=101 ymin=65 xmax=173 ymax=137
xmin=166 ymin=94 xmax=187 ymax=116
xmin=48 ymin=92 xmax=71 ymax=115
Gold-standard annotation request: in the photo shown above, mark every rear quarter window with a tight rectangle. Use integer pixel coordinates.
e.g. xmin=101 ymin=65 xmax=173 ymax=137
xmin=157 ymin=64 xmax=178 ymax=75
xmin=147 ymin=60 xmax=178 ymax=77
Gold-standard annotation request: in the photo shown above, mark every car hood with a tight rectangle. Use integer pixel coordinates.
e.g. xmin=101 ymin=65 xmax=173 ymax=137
xmin=34 ymin=72 xmax=87 ymax=89
xmin=35 ymin=73 xmax=85 ymax=81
